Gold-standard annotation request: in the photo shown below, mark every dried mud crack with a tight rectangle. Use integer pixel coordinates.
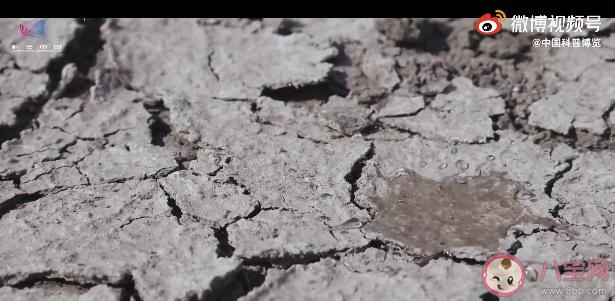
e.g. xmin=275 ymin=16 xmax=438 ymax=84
xmin=2 ymin=18 xmax=615 ymax=301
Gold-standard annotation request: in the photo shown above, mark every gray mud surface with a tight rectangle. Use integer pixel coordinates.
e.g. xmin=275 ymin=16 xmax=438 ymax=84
xmin=1 ymin=18 xmax=615 ymax=300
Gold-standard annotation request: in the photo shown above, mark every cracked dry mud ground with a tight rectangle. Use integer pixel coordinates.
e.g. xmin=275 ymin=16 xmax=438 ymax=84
xmin=1 ymin=18 xmax=615 ymax=301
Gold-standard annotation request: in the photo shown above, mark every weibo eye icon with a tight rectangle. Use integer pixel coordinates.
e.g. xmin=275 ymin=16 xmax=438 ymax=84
xmin=476 ymin=13 xmax=503 ymax=35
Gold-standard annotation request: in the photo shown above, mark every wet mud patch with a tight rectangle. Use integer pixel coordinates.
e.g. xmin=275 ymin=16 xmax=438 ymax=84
xmin=363 ymin=172 xmax=557 ymax=256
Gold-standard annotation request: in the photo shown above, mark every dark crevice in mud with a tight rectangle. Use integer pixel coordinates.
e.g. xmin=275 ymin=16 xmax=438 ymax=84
xmin=217 ymin=265 xmax=268 ymax=301
xmin=144 ymin=99 xmax=199 ymax=169
xmin=489 ymin=116 xmax=502 ymax=142
xmin=0 ymin=95 xmax=47 ymax=147
xmin=359 ymin=123 xmax=383 ymax=137
xmin=0 ymin=193 xmax=44 ymax=220
xmin=245 ymin=202 xmax=262 ymax=220
xmin=416 ymin=251 xmax=485 ymax=268
xmin=115 ymin=273 xmax=143 ymax=301
xmin=272 ymin=19 xmax=304 ymax=36
xmin=0 ymin=18 xmax=105 ymax=147
xmin=207 ymin=51 xmax=220 ymax=81
xmin=249 ymin=102 xmax=258 ymax=113
xmin=12 ymin=178 xmax=21 ymax=189
xmin=145 ymin=101 xmax=172 ymax=147
xmin=544 ymin=158 xmax=574 ymax=198
xmin=157 ymin=183 xmax=183 ymax=224
xmin=479 ymin=292 xmax=500 ymax=301
xmin=550 ymin=204 xmax=565 ymax=219
xmin=260 ymin=81 xmax=349 ymax=102
xmin=214 ymin=228 xmax=236 ymax=258
xmin=511 ymin=227 xmax=551 ymax=239
xmin=166 ymin=197 xmax=183 ymax=223
xmin=345 ymin=142 xmax=375 ymax=214
xmin=243 ymin=249 xmax=344 ymax=269
xmin=9 ymin=277 xmax=94 ymax=291
xmin=506 ymin=240 xmax=523 ymax=255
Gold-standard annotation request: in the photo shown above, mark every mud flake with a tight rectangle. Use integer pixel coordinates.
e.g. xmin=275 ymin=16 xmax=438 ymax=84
xmin=209 ymin=26 xmax=337 ymax=91
xmin=37 ymin=97 xmax=84 ymax=127
xmin=100 ymin=18 xmax=224 ymax=97
xmin=77 ymin=145 xmax=178 ymax=184
xmin=39 ymin=89 xmax=151 ymax=143
xmin=162 ymin=91 xmax=260 ymax=148
xmin=361 ymin=48 xmax=400 ymax=90
xmin=242 ymin=258 xmax=486 ymax=301
xmin=188 ymin=148 xmax=229 ymax=175
xmin=318 ymin=96 xmax=373 ymax=136
xmin=20 ymin=160 xmax=89 ymax=194
xmin=380 ymin=77 xmax=505 ymax=143
xmin=1 ymin=127 xmax=75 ymax=155
xmin=375 ymin=94 xmax=425 ymax=118
xmin=527 ymin=98 xmax=574 ymax=135
xmin=218 ymin=134 xmax=371 ymax=221
xmin=158 ymin=171 xmax=259 ymax=228
xmin=528 ymin=64 xmax=615 ymax=136
xmin=227 ymin=210 xmax=368 ymax=260
xmin=0 ymin=180 xmax=242 ymax=301
xmin=553 ymin=151 xmax=615 ymax=228
xmin=255 ymin=96 xmax=336 ymax=142
xmin=0 ymin=128 xmax=75 ymax=179
xmin=540 ymin=47 xmax=615 ymax=81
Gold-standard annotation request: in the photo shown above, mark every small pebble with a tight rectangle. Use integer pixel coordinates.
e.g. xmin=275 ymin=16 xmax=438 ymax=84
xmin=525 ymin=266 xmax=538 ymax=282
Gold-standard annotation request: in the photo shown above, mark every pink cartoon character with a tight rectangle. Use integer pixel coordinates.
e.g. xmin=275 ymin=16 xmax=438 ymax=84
xmin=482 ymin=254 xmax=525 ymax=296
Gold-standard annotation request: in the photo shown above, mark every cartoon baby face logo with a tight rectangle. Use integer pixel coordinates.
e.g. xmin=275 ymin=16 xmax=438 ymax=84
xmin=482 ymin=254 xmax=525 ymax=296
xmin=476 ymin=13 xmax=503 ymax=35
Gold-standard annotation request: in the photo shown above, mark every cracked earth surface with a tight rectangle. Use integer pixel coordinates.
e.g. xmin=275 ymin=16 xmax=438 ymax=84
xmin=1 ymin=18 xmax=615 ymax=300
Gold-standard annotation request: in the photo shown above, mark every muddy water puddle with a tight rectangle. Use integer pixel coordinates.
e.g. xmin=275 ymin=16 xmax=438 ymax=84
xmin=364 ymin=173 xmax=558 ymax=255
